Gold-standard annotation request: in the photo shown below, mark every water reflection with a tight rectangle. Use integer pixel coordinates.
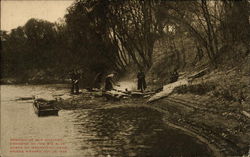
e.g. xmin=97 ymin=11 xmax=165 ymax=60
xmin=63 ymin=107 xmax=213 ymax=157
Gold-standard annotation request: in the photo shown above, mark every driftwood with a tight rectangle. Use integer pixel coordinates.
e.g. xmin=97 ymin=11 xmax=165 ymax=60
xmin=103 ymin=90 xmax=128 ymax=101
xmin=188 ymin=68 xmax=208 ymax=80
xmin=148 ymin=69 xmax=209 ymax=103
xmin=242 ymin=111 xmax=250 ymax=118
xmin=102 ymin=90 xmax=155 ymax=100
xmin=16 ymin=96 xmax=34 ymax=101
xmin=35 ymin=98 xmax=57 ymax=103
xmin=147 ymin=79 xmax=188 ymax=103
xmin=131 ymin=92 xmax=144 ymax=98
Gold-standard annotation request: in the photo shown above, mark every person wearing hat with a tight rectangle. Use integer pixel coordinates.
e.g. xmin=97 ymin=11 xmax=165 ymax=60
xmin=105 ymin=73 xmax=115 ymax=91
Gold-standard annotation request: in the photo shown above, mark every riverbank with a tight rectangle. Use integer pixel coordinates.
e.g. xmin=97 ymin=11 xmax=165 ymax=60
xmin=152 ymin=94 xmax=250 ymax=156
xmin=51 ymin=86 xmax=249 ymax=157
xmin=7 ymin=56 xmax=249 ymax=156
xmin=149 ymin=66 xmax=250 ymax=156
xmin=147 ymin=55 xmax=250 ymax=155
xmin=59 ymin=59 xmax=249 ymax=156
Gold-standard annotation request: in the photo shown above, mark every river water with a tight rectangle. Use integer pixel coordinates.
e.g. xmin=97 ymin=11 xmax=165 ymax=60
xmin=1 ymin=85 xmax=213 ymax=157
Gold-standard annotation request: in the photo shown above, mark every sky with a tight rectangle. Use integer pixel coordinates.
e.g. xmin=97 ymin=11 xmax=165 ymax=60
xmin=1 ymin=0 xmax=74 ymax=31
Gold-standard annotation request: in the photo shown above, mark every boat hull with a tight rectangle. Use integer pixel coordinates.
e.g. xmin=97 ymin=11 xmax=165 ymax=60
xmin=33 ymin=101 xmax=59 ymax=117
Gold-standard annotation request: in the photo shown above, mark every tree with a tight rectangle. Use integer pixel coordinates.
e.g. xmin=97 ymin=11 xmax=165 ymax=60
xmin=65 ymin=0 xmax=163 ymax=71
xmin=23 ymin=18 xmax=58 ymax=68
xmin=156 ymin=0 xmax=249 ymax=67
xmin=65 ymin=0 xmax=122 ymax=73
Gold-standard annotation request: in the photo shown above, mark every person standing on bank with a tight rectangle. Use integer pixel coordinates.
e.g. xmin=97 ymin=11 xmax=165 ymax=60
xmin=70 ymin=70 xmax=75 ymax=94
xmin=93 ymin=72 xmax=103 ymax=89
xmin=170 ymin=69 xmax=179 ymax=83
xmin=105 ymin=73 xmax=114 ymax=91
xmin=70 ymin=69 xmax=80 ymax=94
xmin=137 ymin=69 xmax=147 ymax=92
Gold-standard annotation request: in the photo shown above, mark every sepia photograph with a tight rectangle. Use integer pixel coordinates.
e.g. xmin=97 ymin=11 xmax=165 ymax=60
xmin=0 ymin=0 xmax=250 ymax=157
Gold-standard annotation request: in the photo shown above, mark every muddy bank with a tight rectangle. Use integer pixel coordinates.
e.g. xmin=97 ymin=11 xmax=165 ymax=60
xmin=50 ymin=90 xmax=250 ymax=157
xmin=150 ymin=94 xmax=250 ymax=156
xmin=54 ymin=91 xmax=148 ymax=110
xmin=145 ymin=64 xmax=250 ymax=156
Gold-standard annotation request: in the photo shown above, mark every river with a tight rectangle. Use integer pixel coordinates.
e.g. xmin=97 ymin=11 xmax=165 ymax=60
xmin=1 ymin=84 xmax=213 ymax=157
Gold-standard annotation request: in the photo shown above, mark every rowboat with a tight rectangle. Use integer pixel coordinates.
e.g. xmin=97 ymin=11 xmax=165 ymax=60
xmin=33 ymin=98 xmax=59 ymax=116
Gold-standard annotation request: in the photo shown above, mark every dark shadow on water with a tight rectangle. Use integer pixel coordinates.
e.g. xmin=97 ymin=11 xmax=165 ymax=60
xmin=71 ymin=107 xmax=214 ymax=157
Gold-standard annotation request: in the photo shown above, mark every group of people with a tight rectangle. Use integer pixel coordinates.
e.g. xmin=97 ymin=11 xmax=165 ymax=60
xmin=103 ymin=70 xmax=147 ymax=92
xmin=70 ymin=68 xmax=179 ymax=94
xmin=70 ymin=69 xmax=147 ymax=94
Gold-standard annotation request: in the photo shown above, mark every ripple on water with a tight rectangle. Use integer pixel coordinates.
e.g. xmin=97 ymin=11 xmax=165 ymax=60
xmin=61 ymin=107 xmax=214 ymax=157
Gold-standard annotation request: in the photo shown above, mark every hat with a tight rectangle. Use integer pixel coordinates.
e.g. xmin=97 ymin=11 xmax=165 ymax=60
xmin=107 ymin=73 xmax=115 ymax=78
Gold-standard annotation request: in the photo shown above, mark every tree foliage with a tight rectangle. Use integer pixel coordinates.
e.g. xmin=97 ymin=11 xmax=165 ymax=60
xmin=1 ymin=0 xmax=249 ymax=82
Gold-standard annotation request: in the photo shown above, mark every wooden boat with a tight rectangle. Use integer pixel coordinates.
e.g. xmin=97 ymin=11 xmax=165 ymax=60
xmin=33 ymin=98 xmax=59 ymax=116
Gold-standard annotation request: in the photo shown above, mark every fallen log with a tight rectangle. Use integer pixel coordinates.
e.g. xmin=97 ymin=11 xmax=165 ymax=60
xmin=131 ymin=92 xmax=144 ymax=98
xmin=242 ymin=111 xmax=250 ymax=119
xmin=103 ymin=90 xmax=129 ymax=101
xmin=147 ymin=79 xmax=188 ymax=103
xmin=188 ymin=68 xmax=208 ymax=80
xmin=130 ymin=91 xmax=155 ymax=98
